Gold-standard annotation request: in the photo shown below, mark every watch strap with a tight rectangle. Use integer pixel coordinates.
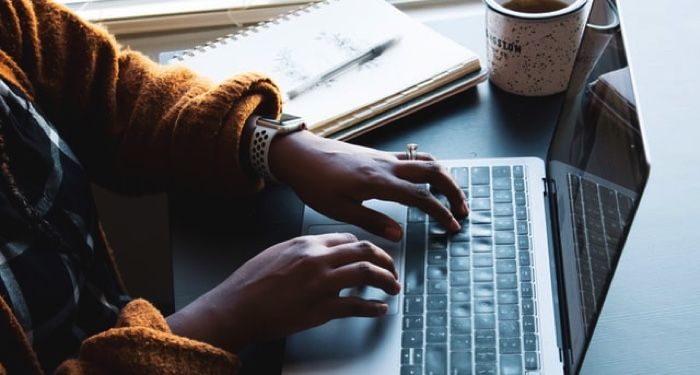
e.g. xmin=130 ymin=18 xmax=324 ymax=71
xmin=250 ymin=120 xmax=279 ymax=182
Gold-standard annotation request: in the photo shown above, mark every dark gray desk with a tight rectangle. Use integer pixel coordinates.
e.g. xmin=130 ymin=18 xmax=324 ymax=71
xmin=171 ymin=1 xmax=700 ymax=373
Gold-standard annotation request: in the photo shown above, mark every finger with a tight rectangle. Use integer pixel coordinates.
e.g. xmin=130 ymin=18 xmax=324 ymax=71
xmin=326 ymin=240 xmax=398 ymax=278
xmin=392 ymin=151 xmax=435 ymax=161
xmin=394 ymin=160 xmax=469 ymax=218
xmin=304 ymin=232 xmax=358 ymax=247
xmin=326 ymin=261 xmax=401 ymax=295
xmin=367 ymin=177 xmax=460 ymax=233
xmin=326 ymin=200 xmax=403 ymax=242
xmin=321 ymin=296 xmax=389 ymax=320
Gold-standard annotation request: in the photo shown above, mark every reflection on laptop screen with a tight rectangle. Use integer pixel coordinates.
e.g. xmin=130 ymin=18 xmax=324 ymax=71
xmin=547 ymin=0 xmax=649 ymax=372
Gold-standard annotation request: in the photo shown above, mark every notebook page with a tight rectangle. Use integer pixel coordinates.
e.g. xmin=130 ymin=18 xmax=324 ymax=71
xmin=171 ymin=0 xmax=478 ymax=129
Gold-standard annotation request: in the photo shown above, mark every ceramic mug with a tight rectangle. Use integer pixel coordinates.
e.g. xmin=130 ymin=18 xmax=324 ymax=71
xmin=484 ymin=0 xmax=591 ymax=96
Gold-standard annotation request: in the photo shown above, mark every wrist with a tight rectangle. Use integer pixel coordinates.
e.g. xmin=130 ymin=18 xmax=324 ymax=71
xmin=267 ymin=129 xmax=315 ymax=184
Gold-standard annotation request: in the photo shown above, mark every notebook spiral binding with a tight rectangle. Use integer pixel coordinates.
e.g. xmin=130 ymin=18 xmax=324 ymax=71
xmin=170 ymin=0 xmax=335 ymax=62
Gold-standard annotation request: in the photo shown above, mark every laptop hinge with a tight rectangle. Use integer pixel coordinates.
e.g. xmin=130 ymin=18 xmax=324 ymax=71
xmin=543 ymin=177 xmax=557 ymax=196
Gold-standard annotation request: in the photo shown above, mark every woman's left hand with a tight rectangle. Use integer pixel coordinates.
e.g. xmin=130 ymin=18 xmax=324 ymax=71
xmin=268 ymin=130 xmax=468 ymax=242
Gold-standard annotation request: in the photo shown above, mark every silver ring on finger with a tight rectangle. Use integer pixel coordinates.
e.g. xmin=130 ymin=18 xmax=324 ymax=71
xmin=406 ymin=143 xmax=418 ymax=161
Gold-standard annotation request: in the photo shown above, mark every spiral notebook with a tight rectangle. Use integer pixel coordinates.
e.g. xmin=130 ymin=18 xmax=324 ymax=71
xmin=167 ymin=0 xmax=483 ymax=139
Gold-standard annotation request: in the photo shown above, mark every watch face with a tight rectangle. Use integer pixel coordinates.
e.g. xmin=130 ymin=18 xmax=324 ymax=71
xmin=280 ymin=113 xmax=302 ymax=122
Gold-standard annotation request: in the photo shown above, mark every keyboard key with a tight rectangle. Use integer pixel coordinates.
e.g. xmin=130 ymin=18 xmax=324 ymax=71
xmin=495 ymin=231 xmax=515 ymax=245
xmin=518 ymin=251 xmax=531 ymax=267
xmin=475 ymin=315 xmax=496 ymax=330
xmin=518 ymin=235 xmax=530 ymax=250
xmin=499 ymin=338 xmax=522 ymax=354
xmin=475 ymin=347 xmax=496 ymax=363
xmin=472 ymin=238 xmax=493 ymax=252
xmin=514 ymin=178 xmax=526 ymax=192
xmin=451 ymin=335 xmax=472 ymax=351
xmin=498 ymin=304 xmax=519 ymax=320
xmin=424 ymin=294 xmax=446 ymax=311
xmin=513 ymin=166 xmax=524 ymax=178
xmin=403 ymin=316 xmax=423 ymax=330
xmin=523 ymin=334 xmax=538 ymax=351
xmin=471 ymin=167 xmax=490 ymax=185
xmin=452 ymin=167 xmax=469 ymax=188
xmin=492 ymin=166 xmax=511 ymax=178
xmin=428 ymin=280 xmax=448 ymax=294
xmin=471 ymin=224 xmax=492 ymax=237
xmin=429 ymin=236 xmax=448 ymax=250
xmin=426 ymin=327 xmax=447 ymax=343
xmin=471 ymin=198 xmax=491 ymax=211
xmin=474 ymin=284 xmax=494 ymax=298
xmin=404 ymin=223 xmax=426 ymax=295
xmin=451 ymin=271 xmax=471 ymax=286
xmin=402 ymin=349 xmax=411 ymax=364
xmin=404 ymin=296 xmax=424 ymax=315
xmin=520 ymin=267 xmax=532 ymax=282
xmin=473 ymin=268 xmax=493 ymax=282
xmin=514 ymin=192 xmax=527 ymax=206
xmin=427 ymin=266 xmax=448 ymax=280
xmin=499 ymin=320 xmax=521 ymax=338
xmin=451 ymin=317 xmax=471 ymax=334
xmin=451 ymin=287 xmax=471 ymax=302
xmin=515 ymin=206 xmax=528 ymax=220
xmin=493 ymin=203 xmax=514 ymax=217
xmin=522 ymin=299 xmax=535 ymax=315
xmin=451 ymin=351 xmax=472 ymax=375
xmin=521 ymin=282 xmax=534 ymax=298
xmin=402 ymin=331 xmax=423 ymax=348
xmin=474 ymin=363 xmax=496 ymax=375
xmin=425 ymin=344 xmax=447 ymax=375
xmin=525 ymin=352 xmax=539 ymax=370
xmin=475 ymin=298 xmax=495 ymax=313
xmin=495 ymin=246 xmax=516 ymax=259
xmin=426 ymin=312 xmax=447 ymax=327
xmin=429 ymin=222 xmax=448 ymax=236
xmin=400 ymin=365 xmax=421 ymax=375
xmin=450 ymin=242 xmax=470 ymax=257
xmin=497 ymin=274 xmax=517 ymax=289
xmin=469 ymin=211 xmax=492 ymax=224
xmin=408 ymin=207 xmax=427 ymax=223
xmin=472 ymin=185 xmax=490 ymax=198
xmin=451 ymin=302 xmax=471 ymax=317
xmin=414 ymin=349 xmax=424 ymax=365
xmin=500 ymin=354 xmax=523 ymax=375
xmin=451 ymin=226 xmax=470 ymax=242
xmin=516 ymin=220 xmax=528 ymax=235
xmin=498 ymin=290 xmax=518 ymax=304
xmin=428 ymin=251 xmax=447 ymax=265
xmin=494 ymin=217 xmax=514 ymax=230
xmin=474 ymin=329 xmax=496 ymax=345
xmin=473 ymin=254 xmax=492 ymax=267
xmin=496 ymin=259 xmax=517 ymax=273
xmin=523 ymin=316 xmax=536 ymax=333
xmin=450 ymin=257 xmax=470 ymax=271
xmin=492 ymin=177 xmax=511 ymax=190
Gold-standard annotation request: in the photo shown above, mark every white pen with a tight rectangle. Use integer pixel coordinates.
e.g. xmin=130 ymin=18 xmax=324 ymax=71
xmin=286 ymin=36 xmax=400 ymax=100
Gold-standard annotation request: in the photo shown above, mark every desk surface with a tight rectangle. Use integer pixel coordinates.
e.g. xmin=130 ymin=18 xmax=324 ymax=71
xmin=171 ymin=1 xmax=700 ymax=373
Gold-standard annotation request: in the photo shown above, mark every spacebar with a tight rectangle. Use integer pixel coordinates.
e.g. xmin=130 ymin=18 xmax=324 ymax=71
xmin=404 ymin=223 xmax=425 ymax=295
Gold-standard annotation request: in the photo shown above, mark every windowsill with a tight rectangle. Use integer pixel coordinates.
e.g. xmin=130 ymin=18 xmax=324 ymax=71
xmin=78 ymin=0 xmax=480 ymax=36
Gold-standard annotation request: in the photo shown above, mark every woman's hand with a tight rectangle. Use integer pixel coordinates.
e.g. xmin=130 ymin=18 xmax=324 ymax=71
xmin=269 ymin=130 xmax=468 ymax=241
xmin=167 ymin=233 xmax=400 ymax=353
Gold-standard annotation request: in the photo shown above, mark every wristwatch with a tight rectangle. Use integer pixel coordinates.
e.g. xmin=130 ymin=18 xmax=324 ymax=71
xmin=249 ymin=113 xmax=306 ymax=182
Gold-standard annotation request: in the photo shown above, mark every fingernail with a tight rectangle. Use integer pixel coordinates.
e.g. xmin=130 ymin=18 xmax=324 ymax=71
xmin=377 ymin=304 xmax=388 ymax=315
xmin=450 ymin=218 xmax=461 ymax=232
xmin=385 ymin=225 xmax=402 ymax=241
xmin=394 ymin=282 xmax=402 ymax=294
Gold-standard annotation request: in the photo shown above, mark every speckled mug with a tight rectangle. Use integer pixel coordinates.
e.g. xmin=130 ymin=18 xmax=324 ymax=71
xmin=484 ymin=0 xmax=591 ymax=96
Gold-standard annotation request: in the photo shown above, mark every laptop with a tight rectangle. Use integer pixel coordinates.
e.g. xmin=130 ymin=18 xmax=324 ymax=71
xmin=283 ymin=0 xmax=648 ymax=374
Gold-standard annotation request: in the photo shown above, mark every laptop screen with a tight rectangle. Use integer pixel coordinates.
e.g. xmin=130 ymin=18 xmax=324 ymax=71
xmin=545 ymin=0 xmax=649 ymax=372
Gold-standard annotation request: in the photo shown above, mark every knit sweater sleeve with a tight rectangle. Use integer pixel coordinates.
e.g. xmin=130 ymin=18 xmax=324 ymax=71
xmin=53 ymin=299 xmax=240 ymax=375
xmin=0 ymin=0 xmax=282 ymax=196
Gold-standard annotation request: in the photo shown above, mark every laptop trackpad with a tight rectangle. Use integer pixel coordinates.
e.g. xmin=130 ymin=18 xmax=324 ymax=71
xmin=307 ymin=224 xmax=403 ymax=315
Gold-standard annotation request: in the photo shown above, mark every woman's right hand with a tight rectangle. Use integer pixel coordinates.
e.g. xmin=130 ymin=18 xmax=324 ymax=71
xmin=166 ymin=233 xmax=400 ymax=353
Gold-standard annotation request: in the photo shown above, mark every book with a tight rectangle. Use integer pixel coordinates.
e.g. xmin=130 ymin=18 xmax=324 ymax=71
xmin=167 ymin=0 xmax=483 ymax=139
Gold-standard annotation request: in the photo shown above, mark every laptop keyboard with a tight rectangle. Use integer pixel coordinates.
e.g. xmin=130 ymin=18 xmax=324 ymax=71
xmin=401 ymin=165 xmax=540 ymax=375
xmin=568 ymin=174 xmax=633 ymax=333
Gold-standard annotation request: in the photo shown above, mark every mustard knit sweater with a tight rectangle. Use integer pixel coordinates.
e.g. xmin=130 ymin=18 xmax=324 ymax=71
xmin=0 ymin=0 xmax=282 ymax=373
